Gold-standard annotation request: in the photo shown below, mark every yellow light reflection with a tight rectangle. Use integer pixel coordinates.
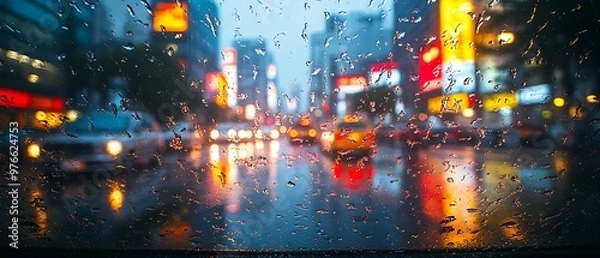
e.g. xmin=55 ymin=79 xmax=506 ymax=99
xmin=497 ymin=31 xmax=515 ymax=45
xmin=30 ymin=186 xmax=47 ymax=234
xmin=586 ymin=95 xmax=598 ymax=103
xmin=109 ymin=184 xmax=124 ymax=211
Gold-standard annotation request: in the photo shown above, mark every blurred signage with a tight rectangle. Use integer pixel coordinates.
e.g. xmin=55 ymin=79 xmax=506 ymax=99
xmin=483 ymin=92 xmax=518 ymax=111
xmin=440 ymin=0 xmax=475 ymax=62
xmin=427 ymin=92 xmax=470 ymax=114
xmin=153 ymin=2 xmax=189 ymax=33
xmin=517 ymin=84 xmax=551 ymax=105
xmin=205 ymin=72 xmax=228 ymax=108
xmin=443 ymin=62 xmax=476 ymax=94
xmin=369 ymin=61 xmax=401 ymax=87
xmin=440 ymin=0 xmax=475 ymax=95
xmin=222 ymin=48 xmax=237 ymax=65
xmin=336 ymin=75 xmax=367 ymax=94
xmin=0 ymin=88 xmax=63 ymax=112
xmin=419 ymin=40 xmax=443 ymax=93
xmin=221 ymin=48 xmax=238 ymax=108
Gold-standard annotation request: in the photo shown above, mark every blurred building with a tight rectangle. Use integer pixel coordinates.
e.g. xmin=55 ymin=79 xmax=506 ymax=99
xmin=393 ymin=0 xmax=599 ymax=134
xmin=233 ymin=38 xmax=272 ymax=118
xmin=151 ymin=0 xmax=220 ymax=84
xmin=309 ymin=12 xmax=393 ymax=119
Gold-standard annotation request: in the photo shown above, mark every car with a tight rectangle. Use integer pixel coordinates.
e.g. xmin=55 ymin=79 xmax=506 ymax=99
xmin=254 ymin=124 xmax=281 ymax=141
xmin=287 ymin=115 xmax=319 ymax=144
xmin=395 ymin=116 xmax=477 ymax=147
xmin=320 ymin=114 xmax=376 ymax=156
xmin=26 ymin=110 xmax=165 ymax=173
xmin=208 ymin=121 xmax=255 ymax=144
xmin=163 ymin=120 xmax=203 ymax=152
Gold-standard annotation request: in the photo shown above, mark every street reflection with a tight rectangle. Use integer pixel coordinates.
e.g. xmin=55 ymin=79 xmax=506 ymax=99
xmin=29 ymin=184 xmax=48 ymax=236
xmin=10 ymin=140 xmax=593 ymax=251
xmin=415 ymin=148 xmax=481 ymax=248
xmin=108 ymin=182 xmax=124 ymax=212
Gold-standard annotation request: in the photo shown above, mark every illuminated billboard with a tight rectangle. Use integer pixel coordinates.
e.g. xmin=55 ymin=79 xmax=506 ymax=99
xmin=427 ymin=92 xmax=471 ymax=114
xmin=483 ymin=92 xmax=518 ymax=112
xmin=517 ymin=84 xmax=551 ymax=105
xmin=419 ymin=39 xmax=443 ymax=93
xmin=440 ymin=0 xmax=476 ymax=94
xmin=153 ymin=2 xmax=189 ymax=33
xmin=335 ymin=75 xmax=367 ymax=94
xmin=205 ymin=72 xmax=228 ymax=108
xmin=440 ymin=0 xmax=475 ymax=62
xmin=369 ymin=61 xmax=400 ymax=87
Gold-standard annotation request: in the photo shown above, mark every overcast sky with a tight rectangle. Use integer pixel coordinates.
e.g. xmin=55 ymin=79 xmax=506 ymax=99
xmin=106 ymin=0 xmax=394 ymax=96
xmin=216 ymin=0 xmax=394 ymax=92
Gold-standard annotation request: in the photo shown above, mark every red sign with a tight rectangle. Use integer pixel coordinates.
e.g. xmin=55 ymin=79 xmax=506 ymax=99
xmin=370 ymin=61 xmax=398 ymax=73
xmin=0 ymin=88 xmax=64 ymax=112
xmin=335 ymin=75 xmax=367 ymax=88
xmin=221 ymin=48 xmax=237 ymax=65
xmin=419 ymin=40 xmax=443 ymax=93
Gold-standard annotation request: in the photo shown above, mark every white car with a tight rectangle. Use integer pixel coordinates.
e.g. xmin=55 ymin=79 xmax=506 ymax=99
xmin=27 ymin=110 xmax=165 ymax=173
xmin=208 ymin=122 xmax=255 ymax=143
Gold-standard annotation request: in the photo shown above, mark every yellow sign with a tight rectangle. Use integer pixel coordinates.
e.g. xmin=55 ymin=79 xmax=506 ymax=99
xmin=153 ymin=2 xmax=189 ymax=32
xmin=215 ymin=73 xmax=228 ymax=108
xmin=428 ymin=93 xmax=470 ymax=114
xmin=483 ymin=92 xmax=518 ymax=111
xmin=440 ymin=0 xmax=475 ymax=62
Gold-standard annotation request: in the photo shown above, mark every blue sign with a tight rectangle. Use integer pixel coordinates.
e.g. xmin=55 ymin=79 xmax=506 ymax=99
xmin=517 ymin=84 xmax=551 ymax=105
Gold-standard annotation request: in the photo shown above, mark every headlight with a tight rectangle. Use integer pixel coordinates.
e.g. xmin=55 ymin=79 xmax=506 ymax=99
xmin=106 ymin=140 xmax=123 ymax=156
xmin=27 ymin=144 xmax=41 ymax=158
xmin=255 ymin=130 xmax=264 ymax=139
xmin=270 ymin=130 xmax=280 ymax=139
xmin=227 ymin=129 xmax=236 ymax=138
xmin=321 ymin=132 xmax=334 ymax=142
xmin=210 ymin=130 xmax=219 ymax=140
xmin=289 ymin=129 xmax=299 ymax=138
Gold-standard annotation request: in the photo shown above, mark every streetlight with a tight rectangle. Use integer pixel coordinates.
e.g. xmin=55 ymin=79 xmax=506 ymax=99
xmin=553 ymin=97 xmax=566 ymax=107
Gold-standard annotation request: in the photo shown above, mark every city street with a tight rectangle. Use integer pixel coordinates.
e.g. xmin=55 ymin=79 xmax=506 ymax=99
xmin=3 ymin=141 xmax=599 ymax=251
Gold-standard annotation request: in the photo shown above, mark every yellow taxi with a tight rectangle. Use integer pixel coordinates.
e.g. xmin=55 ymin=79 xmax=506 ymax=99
xmin=321 ymin=114 xmax=376 ymax=156
xmin=288 ymin=115 xmax=319 ymax=144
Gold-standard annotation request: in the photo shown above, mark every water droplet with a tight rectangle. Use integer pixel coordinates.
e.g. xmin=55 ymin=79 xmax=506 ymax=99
xmin=126 ymin=5 xmax=135 ymax=17
xmin=122 ymin=43 xmax=135 ymax=51
xmin=287 ymin=181 xmax=296 ymax=187
xmin=140 ymin=0 xmax=154 ymax=16
xmin=500 ymin=221 xmax=517 ymax=228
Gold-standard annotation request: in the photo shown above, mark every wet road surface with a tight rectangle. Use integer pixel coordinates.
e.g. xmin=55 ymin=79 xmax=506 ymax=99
xmin=2 ymin=140 xmax=600 ymax=252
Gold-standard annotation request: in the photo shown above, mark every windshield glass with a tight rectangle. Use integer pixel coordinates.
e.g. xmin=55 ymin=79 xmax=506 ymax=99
xmin=1 ymin=0 xmax=599 ymax=256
